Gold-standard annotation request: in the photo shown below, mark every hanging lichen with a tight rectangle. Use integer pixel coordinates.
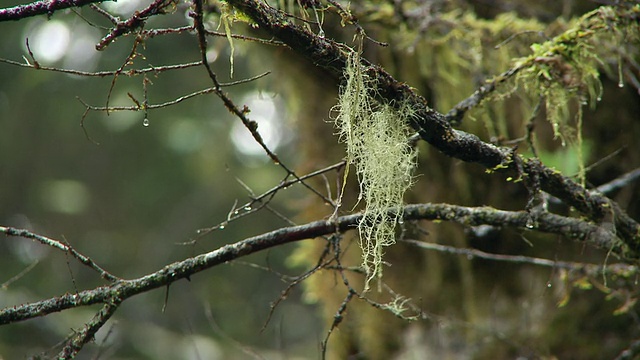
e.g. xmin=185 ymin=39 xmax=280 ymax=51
xmin=334 ymin=51 xmax=417 ymax=291
xmin=216 ymin=0 xmax=256 ymax=78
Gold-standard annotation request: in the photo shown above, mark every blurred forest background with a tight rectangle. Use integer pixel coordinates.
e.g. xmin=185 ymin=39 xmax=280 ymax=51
xmin=1 ymin=0 xmax=640 ymax=359
xmin=0 ymin=0 xmax=319 ymax=358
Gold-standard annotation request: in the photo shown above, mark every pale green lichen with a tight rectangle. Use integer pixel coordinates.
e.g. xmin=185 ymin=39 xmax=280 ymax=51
xmin=381 ymin=295 xmax=418 ymax=320
xmin=335 ymin=51 xmax=417 ymax=291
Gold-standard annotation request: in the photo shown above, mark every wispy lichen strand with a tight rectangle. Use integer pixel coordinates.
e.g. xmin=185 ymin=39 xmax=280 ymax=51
xmin=335 ymin=52 xmax=417 ymax=291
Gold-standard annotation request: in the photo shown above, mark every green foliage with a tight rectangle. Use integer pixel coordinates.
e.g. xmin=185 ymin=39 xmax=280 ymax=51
xmin=335 ymin=51 xmax=417 ymax=291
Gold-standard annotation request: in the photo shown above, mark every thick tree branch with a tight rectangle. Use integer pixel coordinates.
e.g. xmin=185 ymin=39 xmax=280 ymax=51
xmin=2 ymin=0 xmax=636 ymax=253
xmin=225 ymin=0 xmax=640 ymax=255
xmin=0 ymin=203 xmax=623 ymax=325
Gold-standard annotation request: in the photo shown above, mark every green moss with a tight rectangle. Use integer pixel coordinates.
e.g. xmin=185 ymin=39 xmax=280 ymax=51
xmin=406 ymin=10 xmax=546 ymax=138
xmin=512 ymin=6 xmax=638 ymax=183
xmin=392 ymin=5 xmax=638 ymax=184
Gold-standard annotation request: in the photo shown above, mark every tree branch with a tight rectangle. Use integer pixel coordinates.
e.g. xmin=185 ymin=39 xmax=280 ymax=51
xmin=2 ymin=0 xmax=636 ymax=255
xmin=0 ymin=202 xmax=623 ymax=326
xmin=95 ymin=0 xmax=176 ymax=50
xmin=0 ymin=0 xmax=107 ymax=21
xmin=224 ymin=0 xmax=640 ymax=255
xmin=403 ymin=239 xmax=634 ymax=276
xmin=0 ymin=226 xmax=119 ymax=282
xmin=58 ymin=299 xmax=121 ymax=359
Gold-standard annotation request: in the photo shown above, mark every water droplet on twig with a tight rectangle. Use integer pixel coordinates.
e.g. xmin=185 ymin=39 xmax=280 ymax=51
xmin=525 ymin=217 xmax=536 ymax=229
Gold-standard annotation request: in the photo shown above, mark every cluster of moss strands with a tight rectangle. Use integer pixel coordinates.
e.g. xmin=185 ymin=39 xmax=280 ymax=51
xmin=511 ymin=5 xmax=640 ymax=185
xmin=409 ymin=10 xmax=548 ymax=137
xmin=335 ymin=52 xmax=417 ymax=291
xmin=412 ymin=5 xmax=639 ymax=185
xmin=398 ymin=5 xmax=638 ymax=187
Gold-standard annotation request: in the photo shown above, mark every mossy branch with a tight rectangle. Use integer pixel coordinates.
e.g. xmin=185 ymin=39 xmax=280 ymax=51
xmin=225 ymin=0 xmax=640 ymax=256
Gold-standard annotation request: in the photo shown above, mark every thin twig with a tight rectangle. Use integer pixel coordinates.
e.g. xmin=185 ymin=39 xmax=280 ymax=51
xmin=0 ymin=57 xmax=203 ymax=77
xmin=403 ymin=239 xmax=636 ymax=276
xmin=139 ymin=24 xmax=287 ymax=46
xmin=57 ymin=298 xmax=122 ymax=359
xmin=89 ymin=3 xmax=118 ymax=25
xmin=596 ymin=168 xmax=640 ymax=195
xmin=614 ymin=339 xmax=640 ymax=360
xmin=444 ymin=65 xmax=524 ymax=125
xmin=583 ymin=147 xmax=625 ymax=174
xmin=1 ymin=260 xmax=39 ymax=289
xmin=196 ymin=162 xmax=345 ymax=238
xmin=105 ymin=31 xmax=144 ymax=113
xmin=321 ymin=290 xmax=354 ymax=359
xmin=0 ymin=226 xmax=120 ymax=282
xmin=261 ymin=257 xmax=332 ymax=332
xmin=77 ymin=72 xmax=271 ymax=112
xmin=204 ymin=303 xmax=266 ymax=360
